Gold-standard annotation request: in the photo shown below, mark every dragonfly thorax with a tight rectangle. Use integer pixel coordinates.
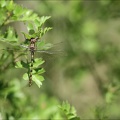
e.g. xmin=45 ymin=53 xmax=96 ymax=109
xmin=29 ymin=38 xmax=38 ymax=51
xmin=30 ymin=38 xmax=38 ymax=43
xmin=30 ymin=43 xmax=35 ymax=50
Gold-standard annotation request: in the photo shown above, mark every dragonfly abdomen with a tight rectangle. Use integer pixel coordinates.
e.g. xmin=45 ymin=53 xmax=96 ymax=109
xmin=29 ymin=50 xmax=35 ymax=86
xmin=28 ymin=38 xmax=38 ymax=87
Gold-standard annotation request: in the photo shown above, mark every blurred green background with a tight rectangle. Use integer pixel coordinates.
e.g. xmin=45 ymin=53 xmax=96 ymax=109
xmin=1 ymin=0 xmax=120 ymax=119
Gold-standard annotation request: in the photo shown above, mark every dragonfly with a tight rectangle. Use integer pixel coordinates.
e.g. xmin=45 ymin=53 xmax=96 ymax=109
xmin=0 ymin=37 xmax=64 ymax=87
xmin=24 ymin=37 xmax=39 ymax=86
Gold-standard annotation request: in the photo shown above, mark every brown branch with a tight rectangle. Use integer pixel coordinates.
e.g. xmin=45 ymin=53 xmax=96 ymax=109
xmin=83 ymin=52 xmax=106 ymax=95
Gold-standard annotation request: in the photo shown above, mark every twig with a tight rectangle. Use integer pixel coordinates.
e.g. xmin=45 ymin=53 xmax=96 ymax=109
xmin=0 ymin=11 xmax=13 ymax=28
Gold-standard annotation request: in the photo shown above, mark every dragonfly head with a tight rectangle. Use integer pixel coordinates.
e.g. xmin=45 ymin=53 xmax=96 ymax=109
xmin=30 ymin=37 xmax=39 ymax=43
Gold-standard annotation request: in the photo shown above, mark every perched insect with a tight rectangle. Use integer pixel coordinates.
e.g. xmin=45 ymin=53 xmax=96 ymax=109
xmin=0 ymin=37 xmax=64 ymax=87
xmin=24 ymin=37 xmax=39 ymax=86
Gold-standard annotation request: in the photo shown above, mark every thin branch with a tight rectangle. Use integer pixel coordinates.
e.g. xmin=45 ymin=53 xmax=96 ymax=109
xmin=0 ymin=11 xmax=13 ymax=28
xmin=83 ymin=52 xmax=106 ymax=96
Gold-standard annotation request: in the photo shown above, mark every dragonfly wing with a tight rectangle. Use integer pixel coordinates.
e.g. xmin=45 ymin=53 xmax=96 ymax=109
xmin=35 ymin=50 xmax=64 ymax=55
xmin=0 ymin=38 xmax=29 ymax=51
xmin=34 ymin=50 xmax=66 ymax=65
xmin=35 ymin=41 xmax=66 ymax=61
xmin=20 ymin=44 xmax=29 ymax=49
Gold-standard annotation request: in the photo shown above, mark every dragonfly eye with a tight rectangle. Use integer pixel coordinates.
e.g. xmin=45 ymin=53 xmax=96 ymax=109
xmin=30 ymin=37 xmax=39 ymax=43
xmin=30 ymin=40 xmax=34 ymax=43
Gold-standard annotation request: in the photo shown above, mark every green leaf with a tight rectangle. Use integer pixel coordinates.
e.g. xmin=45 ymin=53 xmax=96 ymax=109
xmin=35 ymin=68 xmax=45 ymax=75
xmin=40 ymin=16 xmax=51 ymax=26
xmin=15 ymin=61 xmax=29 ymax=69
xmin=0 ymin=1 xmax=7 ymax=7
xmin=59 ymin=101 xmax=80 ymax=119
xmin=29 ymin=29 xmax=35 ymax=35
xmin=25 ymin=10 xmax=33 ymax=17
xmin=6 ymin=1 xmax=14 ymax=11
xmin=33 ymin=58 xmax=45 ymax=68
xmin=23 ymin=73 xmax=29 ymax=81
xmin=68 ymin=113 xmax=76 ymax=119
xmin=43 ymin=27 xmax=52 ymax=34
xmin=21 ymin=61 xmax=29 ymax=69
xmin=4 ymin=27 xmax=18 ymax=42
xmin=34 ymin=19 xmax=41 ymax=30
xmin=27 ymin=22 xmax=34 ymax=31
xmin=32 ymin=74 xmax=44 ymax=88
xmin=13 ymin=4 xmax=24 ymax=17
xmin=15 ymin=61 xmax=23 ymax=68
xmin=70 ymin=106 xmax=77 ymax=115
xmin=22 ymin=32 xmax=31 ymax=40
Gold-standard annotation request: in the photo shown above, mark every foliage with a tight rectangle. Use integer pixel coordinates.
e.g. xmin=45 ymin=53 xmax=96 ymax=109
xmin=59 ymin=101 xmax=80 ymax=120
xmin=94 ymin=106 xmax=108 ymax=120
xmin=36 ymin=0 xmax=120 ymax=119
xmin=0 ymin=0 xmax=51 ymax=88
xmin=0 ymin=0 xmax=80 ymax=119
xmin=1 ymin=0 xmax=120 ymax=119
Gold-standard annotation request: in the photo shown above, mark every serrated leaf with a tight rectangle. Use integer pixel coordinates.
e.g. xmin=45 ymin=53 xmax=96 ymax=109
xmin=15 ymin=61 xmax=23 ymax=68
xmin=68 ymin=113 xmax=76 ymax=119
xmin=0 ymin=1 xmax=7 ymax=7
xmin=22 ymin=32 xmax=31 ymax=40
xmin=15 ymin=61 xmax=29 ymax=69
xmin=40 ymin=16 xmax=51 ymax=26
xmin=6 ymin=1 xmax=14 ymax=11
xmin=5 ymin=27 xmax=18 ymax=42
xmin=66 ymin=102 xmax=71 ymax=112
xmin=33 ymin=58 xmax=45 ymax=68
xmin=25 ymin=10 xmax=33 ymax=17
xmin=34 ymin=19 xmax=41 ymax=30
xmin=23 ymin=73 xmax=29 ymax=81
xmin=36 ymin=68 xmax=45 ymax=75
xmin=27 ymin=22 xmax=34 ymax=31
xmin=21 ymin=61 xmax=29 ymax=69
xmin=59 ymin=101 xmax=80 ymax=119
xmin=43 ymin=27 xmax=52 ymax=34
xmin=70 ymin=106 xmax=76 ymax=115
xmin=32 ymin=75 xmax=44 ymax=88
xmin=38 ymin=27 xmax=52 ymax=38
xmin=13 ymin=5 xmax=24 ymax=16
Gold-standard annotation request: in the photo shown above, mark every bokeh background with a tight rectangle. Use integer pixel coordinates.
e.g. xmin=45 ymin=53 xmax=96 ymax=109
xmin=1 ymin=0 xmax=120 ymax=119
xmin=14 ymin=0 xmax=120 ymax=118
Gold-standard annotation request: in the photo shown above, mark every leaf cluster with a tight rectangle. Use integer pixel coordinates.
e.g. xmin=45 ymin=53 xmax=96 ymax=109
xmin=0 ymin=0 xmax=52 ymax=87
xmin=0 ymin=1 xmax=81 ymax=120
xmin=59 ymin=101 xmax=80 ymax=120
